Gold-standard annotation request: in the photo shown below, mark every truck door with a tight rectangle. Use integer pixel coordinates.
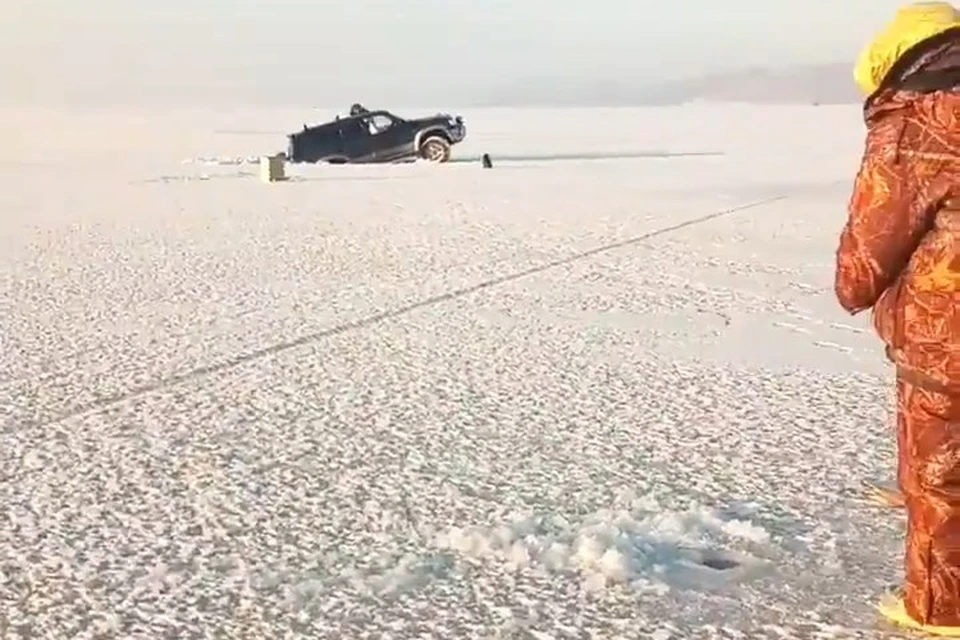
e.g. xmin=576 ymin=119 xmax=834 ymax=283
xmin=340 ymin=118 xmax=377 ymax=162
xmin=365 ymin=114 xmax=415 ymax=161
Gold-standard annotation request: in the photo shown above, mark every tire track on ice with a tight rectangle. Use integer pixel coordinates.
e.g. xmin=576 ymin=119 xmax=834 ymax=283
xmin=0 ymin=245 xmax=552 ymax=392
xmin=17 ymin=196 xmax=787 ymax=430
xmin=0 ymin=306 xmax=270 ymax=392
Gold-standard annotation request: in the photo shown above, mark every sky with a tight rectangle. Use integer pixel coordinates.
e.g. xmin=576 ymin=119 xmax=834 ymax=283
xmin=0 ymin=1 xmax=919 ymax=106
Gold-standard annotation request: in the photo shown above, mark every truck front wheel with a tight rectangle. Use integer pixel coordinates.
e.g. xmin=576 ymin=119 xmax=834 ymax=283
xmin=419 ymin=136 xmax=451 ymax=163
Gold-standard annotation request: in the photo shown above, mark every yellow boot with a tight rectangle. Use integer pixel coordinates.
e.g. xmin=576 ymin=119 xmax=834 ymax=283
xmin=878 ymin=593 xmax=960 ymax=636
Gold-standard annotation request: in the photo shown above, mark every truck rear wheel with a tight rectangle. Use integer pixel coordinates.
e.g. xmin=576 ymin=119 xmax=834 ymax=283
xmin=419 ymin=136 xmax=451 ymax=163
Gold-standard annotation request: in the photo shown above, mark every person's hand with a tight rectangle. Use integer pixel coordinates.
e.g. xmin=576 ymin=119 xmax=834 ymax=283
xmin=885 ymin=344 xmax=900 ymax=363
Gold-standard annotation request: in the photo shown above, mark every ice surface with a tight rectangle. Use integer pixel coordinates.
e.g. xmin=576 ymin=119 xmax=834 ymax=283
xmin=0 ymin=104 xmax=911 ymax=638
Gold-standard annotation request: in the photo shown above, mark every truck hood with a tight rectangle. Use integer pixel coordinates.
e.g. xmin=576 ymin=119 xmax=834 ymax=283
xmin=409 ymin=113 xmax=463 ymax=127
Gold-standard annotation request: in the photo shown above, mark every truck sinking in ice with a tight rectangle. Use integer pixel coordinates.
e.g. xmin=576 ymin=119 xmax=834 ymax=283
xmin=285 ymin=104 xmax=466 ymax=164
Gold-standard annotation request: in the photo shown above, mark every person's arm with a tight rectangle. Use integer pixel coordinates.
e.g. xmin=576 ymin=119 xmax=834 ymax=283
xmin=834 ymin=123 xmax=924 ymax=314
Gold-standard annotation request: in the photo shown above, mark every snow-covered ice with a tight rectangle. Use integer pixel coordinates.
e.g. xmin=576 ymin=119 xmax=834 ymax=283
xmin=0 ymin=104 xmax=911 ymax=638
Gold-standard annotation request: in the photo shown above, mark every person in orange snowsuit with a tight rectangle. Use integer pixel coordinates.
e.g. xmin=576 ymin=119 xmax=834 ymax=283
xmin=834 ymin=2 xmax=960 ymax=634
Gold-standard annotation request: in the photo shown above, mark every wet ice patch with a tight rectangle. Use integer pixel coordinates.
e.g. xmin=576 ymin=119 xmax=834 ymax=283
xmin=277 ymin=551 xmax=458 ymax=618
xmin=182 ymin=155 xmax=262 ymax=166
xmin=435 ymin=495 xmax=773 ymax=593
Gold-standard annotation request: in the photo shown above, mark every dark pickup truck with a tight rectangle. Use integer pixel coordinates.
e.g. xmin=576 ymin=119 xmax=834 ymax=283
xmin=286 ymin=104 xmax=466 ymax=164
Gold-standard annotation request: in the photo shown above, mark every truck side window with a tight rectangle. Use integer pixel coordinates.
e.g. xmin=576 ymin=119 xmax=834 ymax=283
xmin=367 ymin=115 xmax=393 ymax=134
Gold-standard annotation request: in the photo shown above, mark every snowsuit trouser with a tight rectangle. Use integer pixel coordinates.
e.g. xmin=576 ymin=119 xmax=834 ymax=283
xmin=897 ymin=376 xmax=960 ymax=625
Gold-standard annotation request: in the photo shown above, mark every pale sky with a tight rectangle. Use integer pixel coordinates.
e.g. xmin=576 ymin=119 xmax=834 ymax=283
xmin=1 ymin=1 xmax=914 ymax=106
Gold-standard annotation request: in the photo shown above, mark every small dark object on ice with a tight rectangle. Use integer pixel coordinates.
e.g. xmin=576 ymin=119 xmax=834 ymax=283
xmin=701 ymin=557 xmax=739 ymax=571
xmin=696 ymin=550 xmax=741 ymax=571
xmin=481 ymin=153 xmax=493 ymax=168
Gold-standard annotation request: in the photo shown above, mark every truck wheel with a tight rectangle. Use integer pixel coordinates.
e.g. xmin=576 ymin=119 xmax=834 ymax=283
xmin=419 ymin=136 xmax=451 ymax=163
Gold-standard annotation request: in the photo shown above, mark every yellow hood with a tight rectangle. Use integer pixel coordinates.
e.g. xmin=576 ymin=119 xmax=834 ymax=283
xmin=854 ymin=2 xmax=960 ymax=96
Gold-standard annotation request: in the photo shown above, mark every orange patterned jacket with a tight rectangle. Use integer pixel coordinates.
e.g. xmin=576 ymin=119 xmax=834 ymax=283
xmin=834 ymin=34 xmax=960 ymax=391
